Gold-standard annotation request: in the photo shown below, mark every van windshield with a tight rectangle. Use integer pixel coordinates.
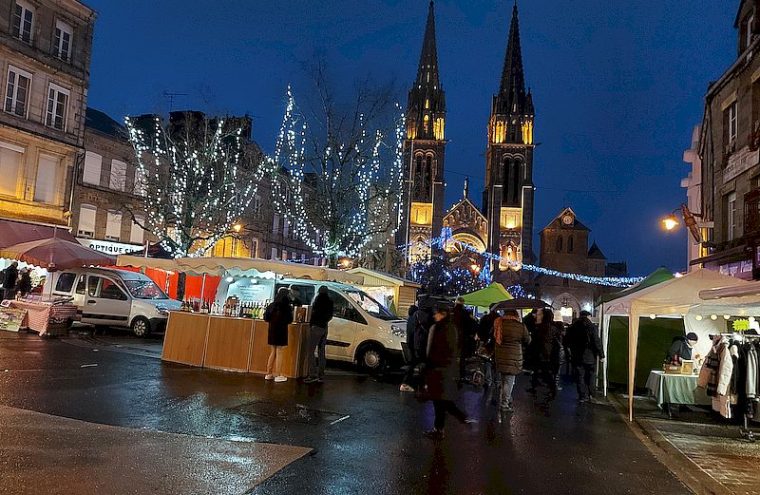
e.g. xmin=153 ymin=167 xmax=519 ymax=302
xmin=345 ymin=290 xmax=398 ymax=321
xmin=123 ymin=279 xmax=167 ymax=300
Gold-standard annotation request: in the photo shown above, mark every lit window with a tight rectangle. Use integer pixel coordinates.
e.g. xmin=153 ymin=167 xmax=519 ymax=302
xmin=54 ymin=20 xmax=73 ymax=61
xmin=0 ymin=142 xmax=23 ymax=197
xmin=5 ymin=66 xmax=31 ymax=117
xmin=46 ymin=83 xmax=69 ymax=130
xmin=12 ymin=1 xmax=34 ymax=43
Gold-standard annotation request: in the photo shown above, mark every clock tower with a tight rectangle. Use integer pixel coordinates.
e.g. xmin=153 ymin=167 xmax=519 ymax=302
xmin=398 ymin=1 xmax=447 ymax=264
xmin=483 ymin=2 xmax=535 ymax=271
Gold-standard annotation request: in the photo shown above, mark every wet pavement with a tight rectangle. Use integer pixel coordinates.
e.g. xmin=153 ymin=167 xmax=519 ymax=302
xmin=0 ymin=331 xmax=691 ymax=494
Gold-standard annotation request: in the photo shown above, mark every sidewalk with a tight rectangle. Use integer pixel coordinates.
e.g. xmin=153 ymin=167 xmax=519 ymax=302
xmin=611 ymin=394 xmax=760 ymax=495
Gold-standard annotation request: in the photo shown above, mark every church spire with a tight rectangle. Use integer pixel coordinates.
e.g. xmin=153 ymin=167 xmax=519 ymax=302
xmin=498 ymin=1 xmax=527 ymax=113
xmin=415 ymin=1 xmax=440 ymax=89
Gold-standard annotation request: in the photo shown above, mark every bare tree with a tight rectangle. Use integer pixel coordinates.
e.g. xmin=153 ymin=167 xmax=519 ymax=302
xmin=271 ymin=66 xmax=404 ymax=267
xmin=124 ymin=112 xmax=263 ymax=257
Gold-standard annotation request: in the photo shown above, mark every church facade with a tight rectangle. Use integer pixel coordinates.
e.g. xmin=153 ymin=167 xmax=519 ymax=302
xmin=398 ymin=1 xmax=535 ymax=277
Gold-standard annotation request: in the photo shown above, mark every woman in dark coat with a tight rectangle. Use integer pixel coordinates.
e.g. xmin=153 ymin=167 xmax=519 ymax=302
xmin=264 ymin=287 xmax=293 ymax=383
xmin=493 ymin=309 xmax=531 ymax=411
xmin=424 ymin=304 xmax=471 ymax=439
xmin=16 ymin=268 xmax=32 ymax=297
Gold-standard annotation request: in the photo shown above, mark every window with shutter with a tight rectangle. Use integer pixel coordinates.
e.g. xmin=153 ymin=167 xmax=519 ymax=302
xmin=34 ymin=155 xmax=58 ymax=204
xmin=0 ymin=143 xmax=23 ymax=197
xmin=106 ymin=211 xmax=122 ymax=241
xmin=82 ymin=151 xmax=102 ymax=185
xmin=130 ymin=215 xmax=145 ymax=244
xmin=78 ymin=205 xmax=96 ymax=238
xmin=109 ymin=160 xmax=126 ymax=191
xmin=5 ymin=66 xmax=31 ymax=117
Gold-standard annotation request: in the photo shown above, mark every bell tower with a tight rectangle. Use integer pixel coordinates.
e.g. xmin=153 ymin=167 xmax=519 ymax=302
xmin=399 ymin=1 xmax=447 ymax=264
xmin=483 ymin=1 xmax=535 ymax=270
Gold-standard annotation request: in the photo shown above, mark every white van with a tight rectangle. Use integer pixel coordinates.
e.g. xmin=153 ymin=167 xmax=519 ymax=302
xmin=221 ymin=277 xmax=408 ymax=371
xmin=52 ymin=268 xmax=181 ymax=337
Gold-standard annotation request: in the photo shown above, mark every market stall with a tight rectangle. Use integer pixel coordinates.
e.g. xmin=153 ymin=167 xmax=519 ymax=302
xmin=0 ymin=237 xmax=114 ymax=335
xmin=460 ymin=282 xmax=512 ymax=309
xmin=162 ymin=312 xmax=310 ymax=377
xmin=620 ymin=269 xmax=750 ymax=420
xmin=645 ymin=370 xmax=711 ymax=416
xmin=347 ymin=267 xmax=420 ymax=317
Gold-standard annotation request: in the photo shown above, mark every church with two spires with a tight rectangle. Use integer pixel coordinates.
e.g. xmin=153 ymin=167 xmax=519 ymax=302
xmin=396 ymin=2 xmax=625 ymax=312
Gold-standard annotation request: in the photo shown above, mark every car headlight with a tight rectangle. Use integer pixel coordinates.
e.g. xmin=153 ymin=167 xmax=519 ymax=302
xmin=155 ymin=306 xmax=169 ymax=315
xmin=390 ymin=324 xmax=405 ymax=338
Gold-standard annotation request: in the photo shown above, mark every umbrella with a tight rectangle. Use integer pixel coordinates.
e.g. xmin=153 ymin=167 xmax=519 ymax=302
xmin=0 ymin=238 xmax=115 ymax=270
xmin=491 ymin=297 xmax=549 ymax=312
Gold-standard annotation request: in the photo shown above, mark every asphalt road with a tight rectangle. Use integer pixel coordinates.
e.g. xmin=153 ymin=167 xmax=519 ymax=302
xmin=0 ymin=331 xmax=690 ymax=495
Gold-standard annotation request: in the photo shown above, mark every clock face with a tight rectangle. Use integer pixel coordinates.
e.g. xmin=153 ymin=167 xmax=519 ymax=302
xmin=562 ymin=215 xmax=573 ymax=225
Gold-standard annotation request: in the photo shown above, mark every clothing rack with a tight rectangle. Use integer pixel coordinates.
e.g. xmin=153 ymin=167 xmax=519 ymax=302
xmin=723 ymin=333 xmax=760 ymax=442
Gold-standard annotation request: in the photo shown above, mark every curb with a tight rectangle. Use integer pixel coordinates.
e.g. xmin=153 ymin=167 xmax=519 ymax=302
xmin=607 ymin=394 xmax=732 ymax=495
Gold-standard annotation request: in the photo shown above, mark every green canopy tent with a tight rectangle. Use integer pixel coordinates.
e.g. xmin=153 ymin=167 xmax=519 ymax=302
xmin=597 ymin=267 xmax=675 ymax=395
xmin=461 ymin=282 xmax=512 ymax=309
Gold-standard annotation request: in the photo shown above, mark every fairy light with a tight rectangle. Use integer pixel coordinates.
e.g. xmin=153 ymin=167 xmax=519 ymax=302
xmin=268 ymin=86 xmax=405 ymax=262
xmin=124 ymin=113 xmax=260 ymax=257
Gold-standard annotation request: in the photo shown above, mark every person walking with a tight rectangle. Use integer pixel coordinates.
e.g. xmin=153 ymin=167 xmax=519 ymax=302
xmin=2 ymin=262 xmax=18 ymax=301
xmin=453 ymin=297 xmax=476 ymax=380
xmin=522 ymin=308 xmax=538 ymax=372
xmin=400 ymin=304 xmax=419 ymax=392
xmin=424 ymin=304 xmax=473 ymax=439
xmin=16 ymin=268 xmax=32 ymax=298
xmin=564 ymin=310 xmax=604 ymax=402
xmin=304 ymin=286 xmax=333 ymax=384
xmin=264 ymin=287 xmax=294 ymax=383
xmin=529 ymin=308 xmax=562 ymax=395
xmin=493 ymin=309 xmax=531 ymax=412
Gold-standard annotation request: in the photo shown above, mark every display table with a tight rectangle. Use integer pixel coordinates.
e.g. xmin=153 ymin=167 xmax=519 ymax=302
xmin=5 ymin=300 xmax=78 ymax=336
xmin=646 ymin=370 xmax=711 ymax=413
xmin=162 ymin=312 xmax=310 ymax=378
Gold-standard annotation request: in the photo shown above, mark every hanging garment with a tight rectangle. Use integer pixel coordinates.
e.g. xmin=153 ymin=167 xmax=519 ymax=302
xmin=699 ymin=343 xmax=721 ymax=396
xmin=746 ymin=343 xmax=758 ymax=400
xmin=713 ymin=342 xmax=734 ymax=418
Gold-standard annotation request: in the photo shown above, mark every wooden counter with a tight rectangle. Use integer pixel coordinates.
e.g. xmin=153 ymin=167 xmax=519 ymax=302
xmin=162 ymin=312 xmax=310 ymax=378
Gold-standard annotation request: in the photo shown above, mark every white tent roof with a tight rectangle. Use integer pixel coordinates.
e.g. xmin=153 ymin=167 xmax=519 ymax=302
xmin=625 ymin=269 xmax=751 ymax=420
xmin=116 ymin=255 xmax=364 ymax=284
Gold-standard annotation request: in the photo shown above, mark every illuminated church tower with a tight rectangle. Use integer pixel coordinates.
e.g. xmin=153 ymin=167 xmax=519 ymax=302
xmin=483 ymin=2 xmax=535 ymax=271
xmin=399 ymin=1 xmax=447 ymax=263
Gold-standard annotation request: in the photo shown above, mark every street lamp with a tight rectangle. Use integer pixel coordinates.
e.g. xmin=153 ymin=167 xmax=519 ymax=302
xmin=661 ymin=213 xmax=680 ymax=231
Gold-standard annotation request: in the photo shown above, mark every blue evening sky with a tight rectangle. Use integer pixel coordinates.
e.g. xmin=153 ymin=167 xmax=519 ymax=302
xmin=84 ymin=0 xmax=736 ymax=276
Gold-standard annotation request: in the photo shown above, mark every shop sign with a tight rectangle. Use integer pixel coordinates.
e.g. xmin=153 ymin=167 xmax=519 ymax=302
xmin=76 ymin=238 xmax=142 ymax=255
xmin=723 ymin=146 xmax=759 ymax=183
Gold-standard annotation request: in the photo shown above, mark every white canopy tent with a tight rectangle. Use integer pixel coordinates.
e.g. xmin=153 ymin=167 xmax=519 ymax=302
xmin=624 ymin=269 xmax=750 ymax=421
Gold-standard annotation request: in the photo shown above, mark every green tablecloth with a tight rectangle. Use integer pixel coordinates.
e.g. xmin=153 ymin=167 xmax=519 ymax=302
xmin=645 ymin=370 xmax=711 ymax=408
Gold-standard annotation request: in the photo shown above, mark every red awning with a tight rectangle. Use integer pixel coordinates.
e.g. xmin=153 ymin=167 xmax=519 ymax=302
xmin=0 ymin=219 xmax=76 ymax=249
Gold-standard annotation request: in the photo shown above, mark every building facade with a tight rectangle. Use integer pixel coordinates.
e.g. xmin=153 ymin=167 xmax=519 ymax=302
xmin=696 ymin=0 xmax=760 ymax=279
xmin=0 ymin=0 xmax=94 ymax=228
xmin=682 ymin=125 xmax=709 ymax=271
xmin=536 ymin=208 xmax=625 ymax=318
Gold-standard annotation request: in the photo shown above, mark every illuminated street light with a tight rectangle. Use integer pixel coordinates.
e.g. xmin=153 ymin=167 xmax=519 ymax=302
xmin=661 ymin=214 xmax=679 ymax=231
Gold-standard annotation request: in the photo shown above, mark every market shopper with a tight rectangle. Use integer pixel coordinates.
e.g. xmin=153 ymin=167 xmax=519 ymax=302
xmin=493 ymin=309 xmax=531 ymax=412
xmin=453 ymin=297 xmax=477 ymax=380
xmin=304 ymin=286 xmax=333 ymax=384
xmin=264 ymin=287 xmax=294 ymax=383
xmin=16 ymin=268 xmax=32 ymax=297
xmin=400 ymin=305 xmax=419 ymax=392
xmin=529 ymin=308 xmax=563 ymax=395
xmin=424 ymin=304 xmax=473 ymax=439
xmin=522 ymin=308 xmax=539 ymax=371
xmin=564 ymin=310 xmax=604 ymax=402
xmin=2 ymin=262 xmax=18 ymax=301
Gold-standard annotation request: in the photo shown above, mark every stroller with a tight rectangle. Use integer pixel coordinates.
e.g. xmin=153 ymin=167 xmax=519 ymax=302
xmin=462 ymin=340 xmax=493 ymax=387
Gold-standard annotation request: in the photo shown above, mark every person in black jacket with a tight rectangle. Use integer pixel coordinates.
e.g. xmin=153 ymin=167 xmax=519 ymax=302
xmin=304 ymin=286 xmax=334 ymax=383
xmin=564 ymin=310 xmax=605 ymax=402
xmin=453 ymin=297 xmax=477 ymax=379
xmin=2 ymin=262 xmax=18 ymax=300
xmin=400 ymin=305 xmax=419 ymax=392
xmin=264 ymin=287 xmax=294 ymax=383
xmin=666 ymin=333 xmax=699 ymax=362
xmin=16 ymin=268 xmax=32 ymax=297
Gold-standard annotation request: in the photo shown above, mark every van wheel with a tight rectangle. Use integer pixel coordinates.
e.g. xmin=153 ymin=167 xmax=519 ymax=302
xmin=131 ymin=317 xmax=151 ymax=338
xmin=358 ymin=345 xmax=385 ymax=373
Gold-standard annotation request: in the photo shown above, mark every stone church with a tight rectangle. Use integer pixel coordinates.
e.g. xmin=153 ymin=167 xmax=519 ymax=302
xmin=398 ymin=1 xmax=535 ymax=277
xmin=395 ymin=2 xmax=627 ymax=313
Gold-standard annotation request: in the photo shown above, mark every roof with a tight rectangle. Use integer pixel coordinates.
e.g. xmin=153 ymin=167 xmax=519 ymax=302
xmin=85 ymin=108 xmax=125 ymax=138
xmin=587 ymin=241 xmax=606 ymax=260
xmin=415 ymin=1 xmax=440 ymax=89
xmin=597 ymin=266 xmax=673 ymax=304
xmin=541 ymin=207 xmax=590 ymax=232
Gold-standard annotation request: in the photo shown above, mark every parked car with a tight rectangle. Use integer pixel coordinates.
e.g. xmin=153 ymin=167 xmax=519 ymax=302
xmin=52 ymin=268 xmax=181 ymax=337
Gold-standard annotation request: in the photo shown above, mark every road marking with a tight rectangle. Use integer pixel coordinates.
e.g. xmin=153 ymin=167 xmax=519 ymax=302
xmin=329 ymin=415 xmax=350 ymax=425
xmin=80 ymin=364 xmax=98 ymax=368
